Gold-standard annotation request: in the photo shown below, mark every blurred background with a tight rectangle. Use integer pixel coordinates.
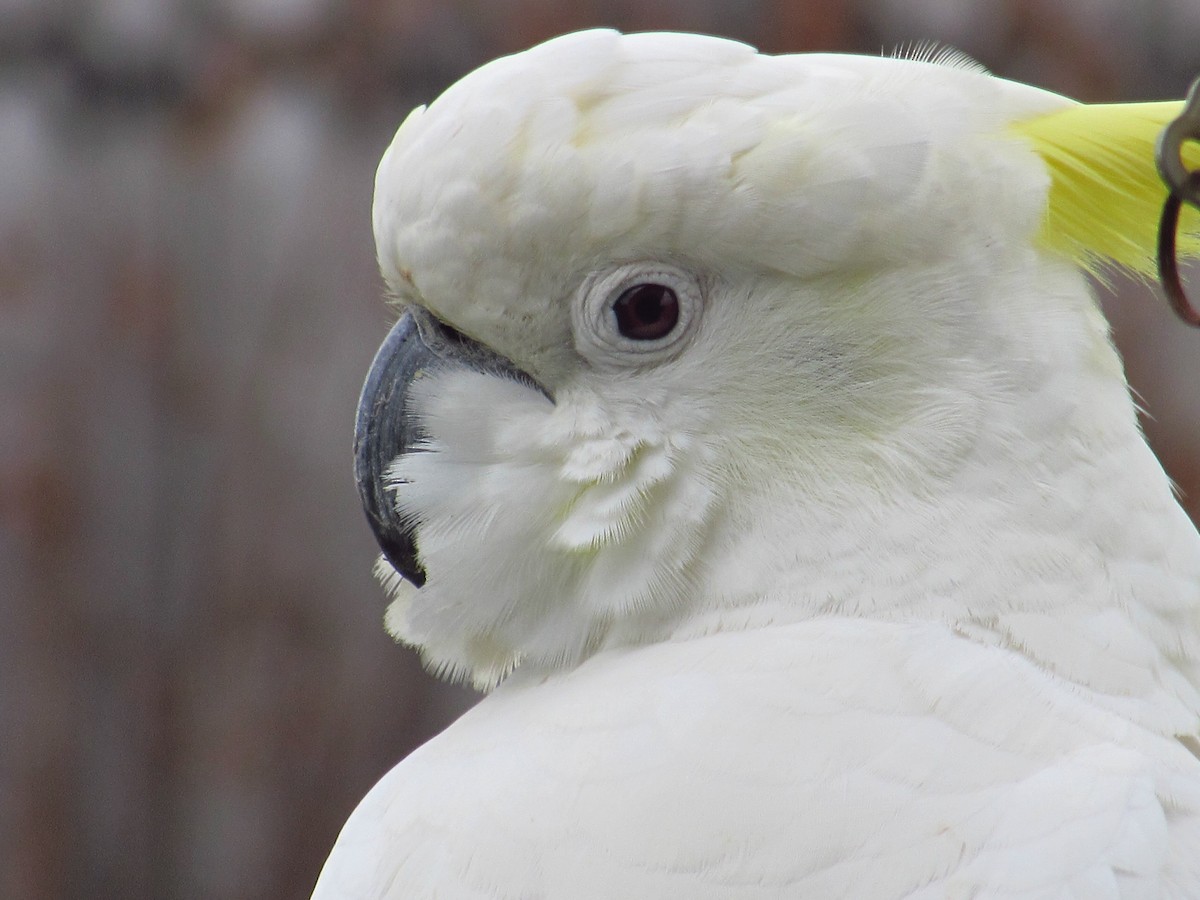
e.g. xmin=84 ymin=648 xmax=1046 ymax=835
xmin=2 ymin=1 xmax=1200 ymax=897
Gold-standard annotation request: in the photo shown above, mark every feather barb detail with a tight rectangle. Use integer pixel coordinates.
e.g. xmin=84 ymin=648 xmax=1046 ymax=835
xmin=1011 ymin=101 xmax=1200 ymax=277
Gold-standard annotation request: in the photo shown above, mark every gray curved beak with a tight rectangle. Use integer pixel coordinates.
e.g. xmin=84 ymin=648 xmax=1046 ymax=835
xmin=353 ymin=307 xmax=549 ymax=588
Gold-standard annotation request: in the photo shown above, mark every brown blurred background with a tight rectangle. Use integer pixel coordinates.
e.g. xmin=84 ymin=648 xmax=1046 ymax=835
xmin=2 ymin=1 xmax=1199 ymax=898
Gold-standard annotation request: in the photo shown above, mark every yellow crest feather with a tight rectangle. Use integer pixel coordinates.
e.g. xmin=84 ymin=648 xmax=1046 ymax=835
xmin=1011 ymin=101 xmax=1200 ymax=277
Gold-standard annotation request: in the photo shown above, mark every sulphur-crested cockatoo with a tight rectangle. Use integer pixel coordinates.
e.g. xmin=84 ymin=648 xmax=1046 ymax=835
xmin=316 ymin=29 xmax=1200 ymax=899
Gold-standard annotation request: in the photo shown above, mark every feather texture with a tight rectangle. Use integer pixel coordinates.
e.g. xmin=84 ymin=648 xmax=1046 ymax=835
xmin=314 ymin=621 xmax=1200 ymax=899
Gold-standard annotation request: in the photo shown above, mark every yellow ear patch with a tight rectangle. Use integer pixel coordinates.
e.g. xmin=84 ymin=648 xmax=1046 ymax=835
xmin=1011 ymin=101 xmax=1200 ymax=278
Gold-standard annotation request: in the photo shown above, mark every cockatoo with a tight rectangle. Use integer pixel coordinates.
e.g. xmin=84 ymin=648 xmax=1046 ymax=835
xmin=316 ymin=29 xmax=1200 ymax=899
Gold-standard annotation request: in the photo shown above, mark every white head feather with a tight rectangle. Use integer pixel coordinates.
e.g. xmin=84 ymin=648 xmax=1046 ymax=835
xmin=370 ymin=29 xmax=1200 ymax=740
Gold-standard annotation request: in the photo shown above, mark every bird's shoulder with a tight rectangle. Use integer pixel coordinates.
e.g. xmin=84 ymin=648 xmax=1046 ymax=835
xmin=313 ymin=618 xmax=1200 ymax=899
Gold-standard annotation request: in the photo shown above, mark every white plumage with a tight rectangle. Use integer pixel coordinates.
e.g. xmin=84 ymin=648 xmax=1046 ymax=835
xmin=316 ymin=29 xmax=1200 ymax=898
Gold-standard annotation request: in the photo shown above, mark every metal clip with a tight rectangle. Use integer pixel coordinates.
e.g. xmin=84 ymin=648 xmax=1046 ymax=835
xmin=1156 ymin=78 xmax=1200 ymax=326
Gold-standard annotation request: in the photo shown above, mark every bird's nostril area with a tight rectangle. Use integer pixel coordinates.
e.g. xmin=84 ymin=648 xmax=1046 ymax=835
xmin=405 ymin=306 xmax=552 ymax=401
xmin=433 ymin=319 xmax=471 ymax=346
xmin=410 ymin=307 xmax=474 ymax=354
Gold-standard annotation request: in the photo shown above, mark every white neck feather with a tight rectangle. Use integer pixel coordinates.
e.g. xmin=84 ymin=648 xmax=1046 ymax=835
xmin=656 ymin=267 xmax=1200 ymax=736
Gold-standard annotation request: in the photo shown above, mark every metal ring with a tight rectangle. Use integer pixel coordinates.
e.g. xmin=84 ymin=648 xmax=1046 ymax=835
xmin=1158 ymin=170 xmax=1200 ymax=327
xmin=1157 ymin=79 xmax=1200 ymax=201
xmin=1156 ymin=78 xmax=1200 ymax=327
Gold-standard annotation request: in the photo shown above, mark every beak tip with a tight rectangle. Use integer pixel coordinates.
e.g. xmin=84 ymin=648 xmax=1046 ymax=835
xmin=381 ymin=544 xmax=427 ymax=589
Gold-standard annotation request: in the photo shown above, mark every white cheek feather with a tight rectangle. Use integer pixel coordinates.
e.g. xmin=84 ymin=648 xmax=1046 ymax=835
xmin=381 ymin=370 xmax=565 ymax=684
xmin=382 ymin=367 xmax=722 ymax=686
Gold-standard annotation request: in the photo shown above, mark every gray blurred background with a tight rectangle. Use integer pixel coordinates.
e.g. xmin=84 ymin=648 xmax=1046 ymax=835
xmin=3 ymin=1 xmax=1200 ymax=898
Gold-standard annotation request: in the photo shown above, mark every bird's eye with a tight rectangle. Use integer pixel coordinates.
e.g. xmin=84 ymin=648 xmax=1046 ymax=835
xmin=612 ymin=283 xmax=680 ymax=341
xmin=572 ymin=262 xmax=704 ymax=368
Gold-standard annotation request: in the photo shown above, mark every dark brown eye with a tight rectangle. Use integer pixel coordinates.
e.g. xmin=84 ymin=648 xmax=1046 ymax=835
xmin=612 ymin=283 xmax=680 ymax=341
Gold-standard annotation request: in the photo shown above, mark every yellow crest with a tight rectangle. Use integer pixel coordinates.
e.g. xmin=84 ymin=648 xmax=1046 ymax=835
xmin=1011 ymin=101 xmax=1200 ymax=278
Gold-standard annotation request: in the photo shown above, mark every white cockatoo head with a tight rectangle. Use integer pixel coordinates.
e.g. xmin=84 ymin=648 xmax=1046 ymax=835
xmin=356 ymin=30 xmax=1200 ymax=719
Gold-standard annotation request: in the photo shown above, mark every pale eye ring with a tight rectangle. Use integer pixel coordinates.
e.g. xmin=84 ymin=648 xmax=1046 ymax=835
xmin=572 ymin=262 xmax=704 ymax=367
